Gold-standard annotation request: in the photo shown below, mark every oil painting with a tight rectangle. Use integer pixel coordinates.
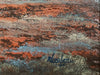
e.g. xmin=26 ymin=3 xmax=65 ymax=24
xmin=0 ymin=0 xmax=99 ymax=75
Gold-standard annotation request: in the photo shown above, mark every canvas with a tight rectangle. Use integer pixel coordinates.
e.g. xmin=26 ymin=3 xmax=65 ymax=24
xmin=0 ymin=0 xmax=99 ymax=75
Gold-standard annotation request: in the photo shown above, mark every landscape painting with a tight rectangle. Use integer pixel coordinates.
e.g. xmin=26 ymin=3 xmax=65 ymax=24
xmin=0 ymin=0 xmax=99 ymax=75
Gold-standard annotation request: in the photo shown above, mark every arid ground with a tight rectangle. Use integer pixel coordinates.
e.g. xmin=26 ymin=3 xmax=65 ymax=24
xmin=0 ymin=0 xmax=100 ymax=75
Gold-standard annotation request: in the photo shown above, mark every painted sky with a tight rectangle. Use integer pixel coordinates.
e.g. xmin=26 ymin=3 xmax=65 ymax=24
xmin=0 ymin=0 xmax=99 ymax=4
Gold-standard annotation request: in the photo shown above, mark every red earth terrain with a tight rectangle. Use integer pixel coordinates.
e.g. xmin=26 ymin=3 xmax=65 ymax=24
xmin=0 ymin=2 xmax=99 ymax=74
